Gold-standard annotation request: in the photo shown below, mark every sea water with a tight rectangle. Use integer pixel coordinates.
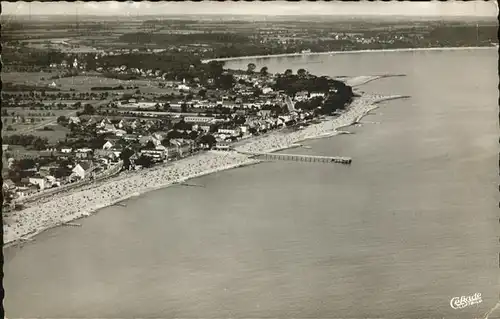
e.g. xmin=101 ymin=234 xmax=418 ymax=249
xmin=4 ymin=48 xmax=498 ymax=318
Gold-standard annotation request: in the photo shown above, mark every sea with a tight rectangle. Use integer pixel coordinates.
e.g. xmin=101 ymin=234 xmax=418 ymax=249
xmin=4 ymin=48 xmax=499 ymax=318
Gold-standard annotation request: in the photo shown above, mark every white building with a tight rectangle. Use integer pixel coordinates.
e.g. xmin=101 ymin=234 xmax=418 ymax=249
xmin=262 ymin=87 xmax=274 ymax=94
xmin=72 ymin=163 xmax=90 ymax=179
xmin=218 ymin=128 xmax=241 ymax=136
xmin=178 ymin=84 xmax=191 ymax=91
xmin=102 ymin=141 xmax=114 ymax=150
xmin=310 ymin=92 xmax=326 ymax=99
xmin=184 ymin=116 xmax=215 ymax=123
xmin=28 ymin=177 xmax=46 ymax=190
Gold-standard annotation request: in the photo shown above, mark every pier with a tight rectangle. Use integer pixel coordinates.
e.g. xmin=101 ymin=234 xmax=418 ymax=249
xmin=243 ymin=152 xmax=352 ymax=165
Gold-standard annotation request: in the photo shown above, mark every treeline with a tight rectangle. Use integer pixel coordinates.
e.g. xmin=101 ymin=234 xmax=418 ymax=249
xmin=90 ymin=85 xmax=125 ymax=91
xmin=119 ymin=32 xmax=251 ymax=45
xmin=272 ymin=71 xmax=354 ymax=114
xmin=99 ymin=52 xmax=202 ymax=77
xmin=100 ymin=54 xmax=229 ymax=84
xmin=3 ymin=82 xmax=60 ymax=92
xmin=273 ymin=73 xmax=346 ymax=96
xmin=426 ymin=25 xmax=498 ymax=46
xmin=3 ymin=134 xmax=49 ymax=150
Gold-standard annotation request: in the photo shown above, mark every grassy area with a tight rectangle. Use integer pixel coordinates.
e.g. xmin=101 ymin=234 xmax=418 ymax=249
xmin=3 ymin=71 xmax=171 ymax=95
xmin=43 ymin=75 xmax=164 ymax=92
xmin=3 ymin=108 xmax=74 ymax=117
xmin=33 ymin=124 xmax=70 ymax=143
xmin=2 ymin=72 xmax=51 ymax=84
xmin=2 ymin=123 xmax=69 ymax=144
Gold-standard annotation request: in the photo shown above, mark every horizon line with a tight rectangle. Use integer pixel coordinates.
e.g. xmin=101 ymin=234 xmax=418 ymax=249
xmin=3 ymin=13 xmax=496 ymax=18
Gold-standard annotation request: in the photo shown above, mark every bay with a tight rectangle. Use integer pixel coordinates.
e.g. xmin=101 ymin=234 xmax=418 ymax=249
xmin=4 ymin=48 xmax=498 ymax=318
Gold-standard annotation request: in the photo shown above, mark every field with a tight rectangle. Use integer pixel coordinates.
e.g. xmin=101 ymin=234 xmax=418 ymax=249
xmin=32 ymin=124 xmax=70 ymax=143
xmin=2 ymin=72 xmax=51 ymax=85
xmin=2 ymin=123 xmax=70 ymax=144
xmin=2 ymin=71 xmax=170 ymax=94
xmin=3 ymin=108 xmax=75 ymax=117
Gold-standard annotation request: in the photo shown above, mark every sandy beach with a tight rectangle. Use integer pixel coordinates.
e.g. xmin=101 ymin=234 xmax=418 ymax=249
xmin=202 ymin=46 xmax=496 ymax=63
xmin=3 ymin=77 xmax=409 ymax=246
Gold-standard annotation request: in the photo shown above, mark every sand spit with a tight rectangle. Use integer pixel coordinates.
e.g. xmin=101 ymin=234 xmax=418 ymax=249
xmin=3 ymin=78 xmax=409 ymax=246
xmin=344 ymin=74 xmax=405 ymax=87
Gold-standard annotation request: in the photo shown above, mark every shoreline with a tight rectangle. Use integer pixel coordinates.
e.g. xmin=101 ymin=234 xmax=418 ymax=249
xmin=202 ymin=46 xmax=496 ymax=63
xmin=3 ymin=78 xmax=409 ymax=248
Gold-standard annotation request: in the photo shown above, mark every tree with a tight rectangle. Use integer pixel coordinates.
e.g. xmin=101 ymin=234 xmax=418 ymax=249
xmin=144 ymin=140 xmax=156 ymax=149
xmin=161 ymin=138 xmax=171 ymax=147
xmin=188 ymin=130 xmax=199 ymax=140
xmin=297 ymin=68 xmax=307 ymax=77
xmin=33 ymin=137 xmax=48 ymax=151
xmin=57 ymin=115 xmax=68 ymax=125
xmin=284 ymin=69 xmax=293 ymax=77
xmin=120 ymin=147 xmax=135 ymax=170
xmin=214 ymin=74 xmax=235 ymax=90
xmin=135 ymin=155 xmax=154 ymax=168
xmin=249 ymin=127 xmax=258 ymax=135
xmin=198 ymin=89 xmax=207 ymax=98
xmin=207 ymin=60 xmax=224 ymax=78
xmin=247 ymin=63 xmax=256 ymax=74
xmin=83 ymin=104 xmax=95 ymax=115
xmin=199 ymin=134 xmax=216 ymax=149
xmin=180 ymin=103 xmax=188 ymax=113
xmin=16 ymin=158 xmax=37 ymax=170
xmin=260 ymin=66 xmax=268 ymax=76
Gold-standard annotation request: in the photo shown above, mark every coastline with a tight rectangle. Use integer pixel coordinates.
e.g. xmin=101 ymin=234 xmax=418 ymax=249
xmin=202 ymin=45 xmax=496 ymax=63
xmin=3 ymin=77 xmax=409 ymax=247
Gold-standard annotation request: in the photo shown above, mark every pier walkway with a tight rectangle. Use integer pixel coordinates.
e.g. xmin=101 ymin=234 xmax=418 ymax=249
xmin=239 ymin=151 xmax=352 ymax=165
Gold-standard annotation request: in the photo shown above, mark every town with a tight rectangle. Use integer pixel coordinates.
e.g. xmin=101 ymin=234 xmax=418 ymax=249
xmin=2 ymin=50 xmax=354 ymax=210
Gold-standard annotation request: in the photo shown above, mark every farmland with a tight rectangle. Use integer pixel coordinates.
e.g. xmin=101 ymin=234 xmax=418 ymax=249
xmin=2 ymin=71 xmax=168 ymax=94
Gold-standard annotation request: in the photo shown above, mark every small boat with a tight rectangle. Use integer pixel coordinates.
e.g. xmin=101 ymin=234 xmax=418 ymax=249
xmin=303 ymin=146 xmax=312 ymax=149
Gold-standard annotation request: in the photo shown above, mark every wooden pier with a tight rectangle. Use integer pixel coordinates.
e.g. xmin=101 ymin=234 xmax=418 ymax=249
xmin=245 ymin=152 xmax=352 ymax=165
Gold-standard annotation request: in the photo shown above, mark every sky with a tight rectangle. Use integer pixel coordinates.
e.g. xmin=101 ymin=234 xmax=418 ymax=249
xmin=2 ymin=1 xmax=498 ymax=17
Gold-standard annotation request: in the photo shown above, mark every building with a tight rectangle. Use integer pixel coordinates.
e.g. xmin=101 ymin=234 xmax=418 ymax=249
xmin=76 ymin=148 xmax=93 ymax=159
xmin=192 ymin=123 xmax=214 ymax=133
xmin=262 ymin=87 xmax=274 ymax=94
xmin=72 ymin=162 xmax=91 ymax=179
xmin=218 ymin=128 xmax=241 ymax=137
xmin=258 ymin=110 xmax=272 ymax=118
xmin=102 ymin=141 xmax=114 ymax=150
xmin=178 ymin=83 xmax=191 ymax=91
xmin=294 ymin=91 xmax=309 ymax=102
xmin=3 ymin=179 xmax=16 ymax=191
xmin=184 ymin=116 xmax=215 ymax=123
xmin=69 ymin=116 xmax=81 ymax=125
xmin=310 ymin=92 xmax=326 ymax=99
xmin=28 ymin=177 xmax=46 ymax=190
xmin=140 ymin=149 xmax=166 ymax=161
xmin=214 ymin=141 xmax=231 ymax=151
